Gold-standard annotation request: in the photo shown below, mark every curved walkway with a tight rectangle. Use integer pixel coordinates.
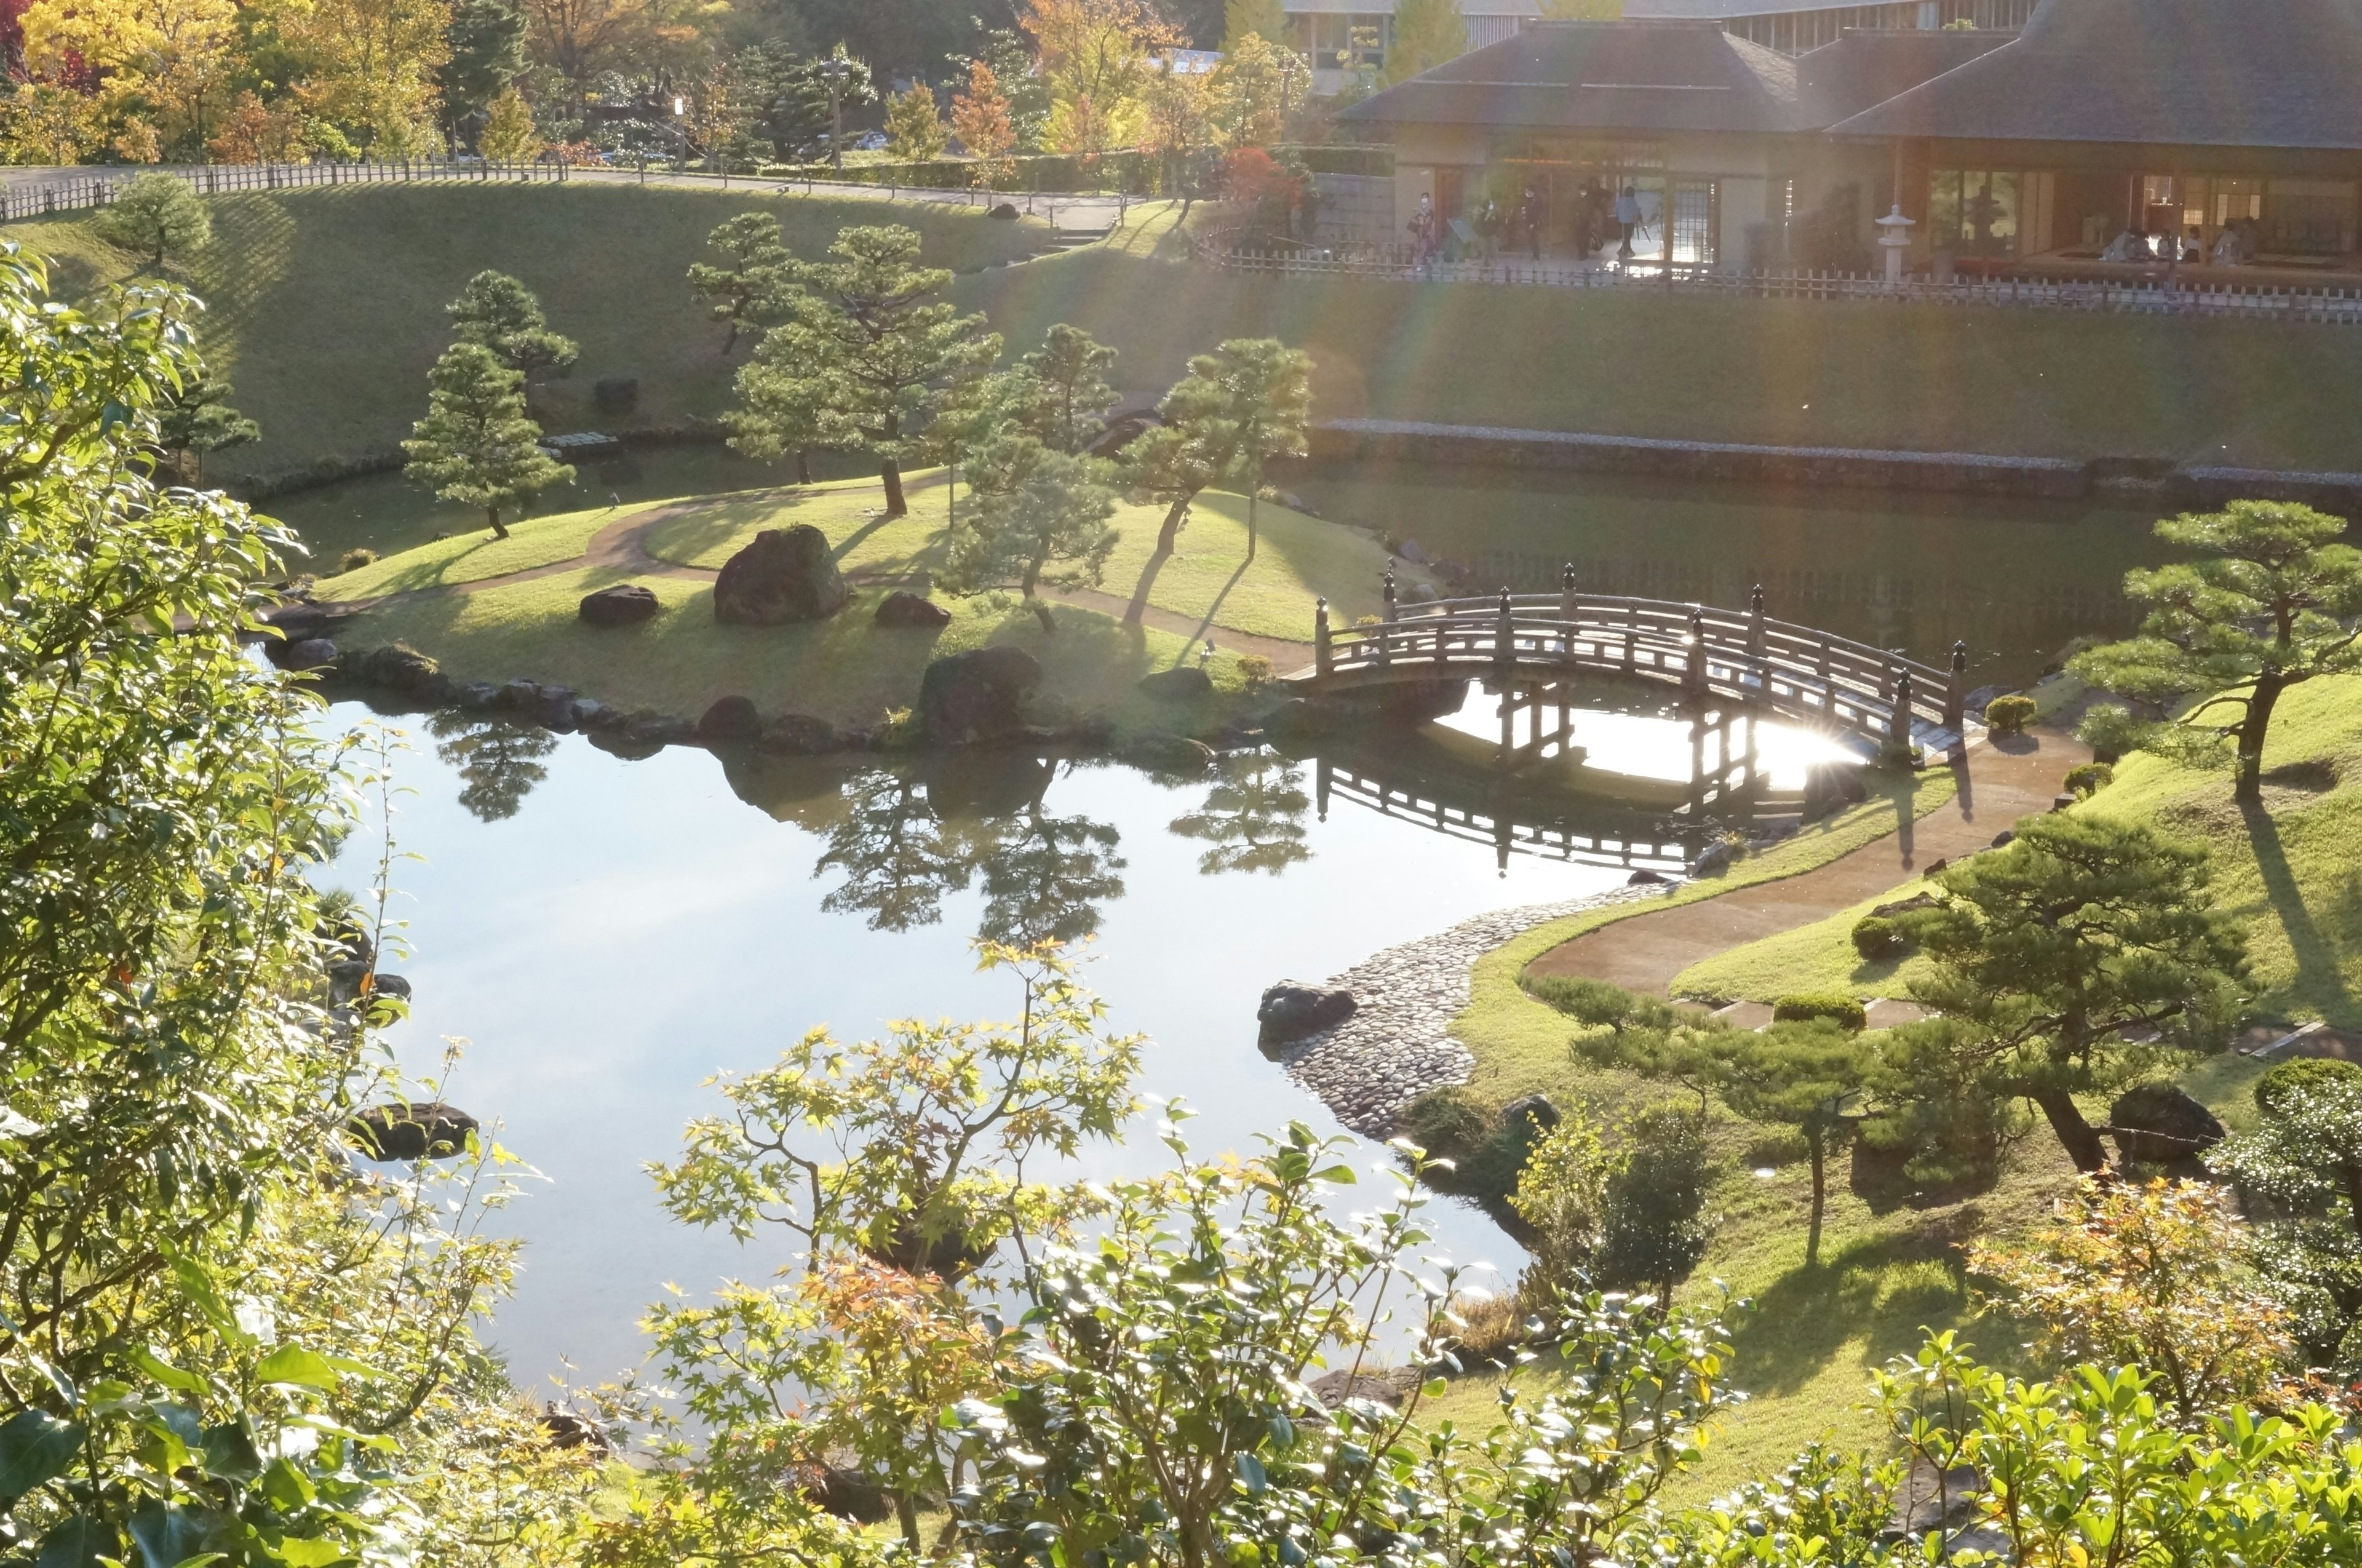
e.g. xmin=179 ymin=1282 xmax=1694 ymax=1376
xmin=1524 ymin=727 xmax=2090 ymax=997
xmin=327 ymin=479 xmax=1317 ymax=670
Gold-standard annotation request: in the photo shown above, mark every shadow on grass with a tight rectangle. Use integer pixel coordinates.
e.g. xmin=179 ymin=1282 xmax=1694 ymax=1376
xmin=1725 ymin=1212 xmax=1976 ymax=1399
xmin=1124 ymin=548 xmax=1172 ymax=626
xmin=2241 ymin=796 xmax=2356 ymax=1021
xmin=1187 ymin=558 xmax=1254 ymax=662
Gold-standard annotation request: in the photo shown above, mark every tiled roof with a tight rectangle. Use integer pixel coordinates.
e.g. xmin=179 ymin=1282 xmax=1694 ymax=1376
xmin=1830 ymin=0 xmax=2362 ymax=148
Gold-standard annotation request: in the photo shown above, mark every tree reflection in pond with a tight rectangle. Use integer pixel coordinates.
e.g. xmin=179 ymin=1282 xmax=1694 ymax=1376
xmin=811 ymin=754 xmax=1127 ymax=945
xmin=815 ymin=770 xmax=980 ymax=932
xmin=429 ymin=712 xmax=559 ymax=822
xmin=1167 ymin=750 xmax=1311 ymax=876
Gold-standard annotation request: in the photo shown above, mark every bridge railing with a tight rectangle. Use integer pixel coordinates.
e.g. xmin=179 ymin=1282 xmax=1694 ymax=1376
xmin=1303 ymin=584 xmax=1970 ymax=751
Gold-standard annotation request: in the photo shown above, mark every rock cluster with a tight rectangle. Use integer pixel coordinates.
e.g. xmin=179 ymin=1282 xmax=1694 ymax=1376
xmin=1271 ymin=886 xmax=1663 ymax=1134
xmin=712 ymin=525 xmax=849 ymax=625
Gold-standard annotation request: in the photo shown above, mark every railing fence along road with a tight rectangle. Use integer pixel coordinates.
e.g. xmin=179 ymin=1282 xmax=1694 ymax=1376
xmin=1295 ymin=574 xmax=1973 ymax=758
xmin=0 ymin=159 xmax=1127 ymax=228
xmin=1197 ymin=227 xmax=2362 ymax=324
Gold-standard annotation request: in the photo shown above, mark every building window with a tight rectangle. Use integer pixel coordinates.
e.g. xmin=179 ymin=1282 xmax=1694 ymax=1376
xmin=1928 ymin=169 xmax=2020 ymax=257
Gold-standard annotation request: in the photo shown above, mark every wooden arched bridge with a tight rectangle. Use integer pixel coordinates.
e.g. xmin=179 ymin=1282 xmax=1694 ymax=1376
xmin=1294 ymin=570 xmax=1974 ymax=760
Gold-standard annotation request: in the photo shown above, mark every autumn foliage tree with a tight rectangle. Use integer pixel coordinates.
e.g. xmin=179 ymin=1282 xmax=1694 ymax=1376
xmin=1021 ymin=0 xmax=1181 ymax=154
xmin=950 ymin=59 xmax=1016 ymax=185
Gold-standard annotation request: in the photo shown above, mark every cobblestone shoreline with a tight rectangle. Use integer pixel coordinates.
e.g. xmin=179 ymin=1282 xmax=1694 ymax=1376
xmin=1271 ymin=886 xmax=1666 ymax=1135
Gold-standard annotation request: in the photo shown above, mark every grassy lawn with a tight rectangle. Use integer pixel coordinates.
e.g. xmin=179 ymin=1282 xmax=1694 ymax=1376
xmin=14 ymin=185 xmax=1043 ymax=487
xmin=336 ymin=565 xmax=1255 ymax=731
xmin=317 ymin=499 xmax=639 ymax=596
xmin=1670 ymin=882 xmax=1938 ymax=1003
xmin=634 ymin=477 xmax=1418 ymax=640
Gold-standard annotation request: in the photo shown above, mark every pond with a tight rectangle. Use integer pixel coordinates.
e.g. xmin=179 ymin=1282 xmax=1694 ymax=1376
xmin=327 ymin=674 xmax=1872 ymax=1390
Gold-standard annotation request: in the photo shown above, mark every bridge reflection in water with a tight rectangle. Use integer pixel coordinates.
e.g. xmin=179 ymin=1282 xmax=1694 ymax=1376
xmin=1307 ymin=675 xmax=1852 ymax=877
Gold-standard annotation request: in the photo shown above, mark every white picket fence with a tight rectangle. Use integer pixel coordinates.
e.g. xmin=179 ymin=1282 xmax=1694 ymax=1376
xmin=0 ymin=158 xmax=598 ymax=223
xmin=1194 ymin=228 xmax=2362 ymax=325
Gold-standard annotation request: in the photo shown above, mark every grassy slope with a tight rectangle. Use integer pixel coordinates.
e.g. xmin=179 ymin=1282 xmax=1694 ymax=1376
xmin=319 ymin=500 xmax=633 ymax=595
xmin=20 ymin=189 xmax=2362 ymax=491
xmin=965 ymin=207 xmax=2362 ymax=470
xmin=1669 ymin=673 xmax=2362 ymax=1025
xmin=13 ymin=185 xmax=1043 ymax=484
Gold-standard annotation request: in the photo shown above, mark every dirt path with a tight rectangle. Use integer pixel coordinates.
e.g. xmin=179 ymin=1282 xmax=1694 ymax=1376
xmin=325 ymin=479 xmax=1319 ymax=672
xmin=1525 ymin=728 xmax=2093 ymax=997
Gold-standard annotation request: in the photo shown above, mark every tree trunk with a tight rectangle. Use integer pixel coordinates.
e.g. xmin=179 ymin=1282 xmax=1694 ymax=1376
xmin=1155 ymin=494 xmax=1191 ymax=553
xmin=2233 ymin=677 xmax=2286 ymax=802
xmin=882 ymin=459 xmax=907 ymax=517
xmin=947 ymin=463 xmax=957 ymax=530
xmin=1031 ymin=600 xmax=1056 ymax=635
xmin=488 ymin=507 xmax=509 ymax=540
xmin=1246 ymin=487 xmax=1259 ymax=563
xmin=894 ymin=1492 xmax=921 ymax=1554
xmin=1806 ymin=1127 xmax=1826 ymax=1268
xmin=2030 ymin=1084 xmax=2110 ymax=1174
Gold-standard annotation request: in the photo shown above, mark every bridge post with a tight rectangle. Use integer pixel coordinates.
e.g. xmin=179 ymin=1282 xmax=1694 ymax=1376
xmin=1748 ymin=584 xmax=1767 ymax=659
xmin=1558 ymin=563 xmax=1579 ymax=665
xmin=1378 ymin=572 xmax=1394 ymax=669
xmin=1889 ymin=667 xmax=1916 ymax=762
xmin=1495 ymin=587 xmax=1516 ymax=686
xmin=1383 ymin=570 xmax=1398 ymax=624
xmin=1944 ymin=640 xmax=1968 ymax=731
xmin=1684 ymin=605 xmax=1708 ymax=702
xmin=1314 ymin=598 xmax=1332 ymax=679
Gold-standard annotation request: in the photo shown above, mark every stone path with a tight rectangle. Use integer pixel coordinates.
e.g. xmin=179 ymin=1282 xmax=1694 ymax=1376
xmin=1273 ymin=887 xmax=1661 ymax=1136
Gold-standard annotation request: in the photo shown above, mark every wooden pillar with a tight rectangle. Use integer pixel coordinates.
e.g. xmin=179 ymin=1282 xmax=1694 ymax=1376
xmin=1314 ymin=597 xmax=1333 ymax=679
xmin=1944 ymin=640 xmax=1968 ymax=731
xmin=1890 ymin=667 xmax=1915 ymax=759
xmin=1684 ymin=605 xmax=1708 ymax=702
xmin=1495 ymin=587 xmax=1516 ymax=690
xmin=1748 ymin=583 xmax=1767 ymax=659
xmin=1316 ymin=756 xmax=1331 ymax=821
xmin=1378 ymin=571 xmax=1395 ymax=669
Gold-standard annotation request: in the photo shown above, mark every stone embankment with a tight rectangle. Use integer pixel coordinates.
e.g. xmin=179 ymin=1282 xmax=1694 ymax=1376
xmin=1271 ymin=886 xmax=1663 ymax=1135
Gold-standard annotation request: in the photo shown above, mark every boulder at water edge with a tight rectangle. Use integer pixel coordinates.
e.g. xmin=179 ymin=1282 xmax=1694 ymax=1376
xmin=696 ymin=694 xmax=763 ymax=744
xmin=2109 ymin=1082 xmax=2225 ymax=1168
xmin=361 ymin=642 xmax=442 ymax=696
xmin=712 ymin=525 xmax=848 ymax=625
xmin=280 ymin=637 xmax=338 ymax=671
xmin=344 ymin=1102 xmax=479 ymax=1161
xmin=875 ymin=589 xmax=952 ymax=629
xmin=1138 ymin=665 xmax=1214 ymax=701
xmin=1123 ymin=733 xmax=1215 ymax=775
xmin=580 ymin=583 xmax=659 ymax=627
xmin=919 ymin=646 xmax=1042 ymax=744
xmin=1258 ymin=981 xmax=1357 ymax=1045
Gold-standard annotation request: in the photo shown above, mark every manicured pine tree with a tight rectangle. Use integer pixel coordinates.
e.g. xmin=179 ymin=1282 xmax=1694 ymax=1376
xmin=2072 ymin=500 xmax=2362 ymax=802
xmin=944 ymin=436 xmax=1119 ymax=632
xmin=733 ymin=223 xmax=998 ymax=517
xmin=688 ymin=210 xmax=791 ymax=354
xmin=95 ymin=172 xmax=210 ymax=269
xmin=155 ymin=370 xmax=260 ymax=483
xmin=446 ymin=269 xmax=578 ymax=392
xmin=402 ymin=343 xmax=573 ymax=539
xmin=1017 ymin=322 xmax=1120 ymax=455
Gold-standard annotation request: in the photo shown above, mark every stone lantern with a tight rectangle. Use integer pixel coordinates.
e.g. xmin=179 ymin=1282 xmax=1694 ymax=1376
xmin=1875 ymin=204 xmax=1915 ymax=288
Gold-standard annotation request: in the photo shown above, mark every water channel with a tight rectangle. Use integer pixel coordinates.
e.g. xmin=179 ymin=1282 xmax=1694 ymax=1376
xmin=303 ymin=454 xmax=2169 ymax=1390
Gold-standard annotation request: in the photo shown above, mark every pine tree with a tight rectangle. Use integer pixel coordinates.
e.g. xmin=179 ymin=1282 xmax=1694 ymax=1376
xmin=1017 ymin=323 xmax=1120 ymax=454
xmin=155 ymin=371 xmax=259 ymax=483
xmin=402 ymin=343 xmax=573 ymax=538
xmin=1383 ymin=0 xmax=1469 ymax=85
xmin=95 ymin=173 xmax=210 ymax=269
xmin=944 ymin=437 xmax=1119 ymax=632
xmin=446 ymin=270 xmax=578 ymax=390
xmin=688 ymin=211 xmax=790 ymax=354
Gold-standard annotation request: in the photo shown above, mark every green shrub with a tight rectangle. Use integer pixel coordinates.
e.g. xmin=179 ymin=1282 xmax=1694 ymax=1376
xmin=1772 ymin=992 xmax=1867 ymax=1031
xmin=1527 ymin=973 xmax=1680 ymax=1032
xmin=338 ymin=547 xmax=378 ymax=573
xmin=1984 ymin=693 xmax=2038 ymax=734
xmin=1399 ymin=1086 xmax=1491 ymax=1160
xmin=1236 ymin=653 xmax=1274 ymax=691
xmin=2255 ymin=1055 xmax=2362 ymax=1116
xmin=1851 ymin=915 xmax=1906 ymax=962
xmin=2077 ymin=702 xmax=2149 ymax=763
xmin=2064 ymin=762 xmax=2116 ymax=797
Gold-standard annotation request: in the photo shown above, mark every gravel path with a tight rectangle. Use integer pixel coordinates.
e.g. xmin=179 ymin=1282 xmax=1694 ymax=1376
xmin=1271 ymin=885 xmax=1664 ymax=1135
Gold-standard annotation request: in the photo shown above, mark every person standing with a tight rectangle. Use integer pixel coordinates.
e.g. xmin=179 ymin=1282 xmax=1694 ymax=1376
xmin=1408 ymin=191 xmax=1439 ymax=276
xmin=1615 ymin=185 xmax=1640 ymax=260
xmin=1474 ymin=196 xmax=1501 ymax=264
xmin=1520 ymin=184 xmax=1545 ymax=260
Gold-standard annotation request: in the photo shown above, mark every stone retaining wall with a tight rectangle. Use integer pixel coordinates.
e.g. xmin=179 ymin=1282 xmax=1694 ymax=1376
xmin=1273 ymin=886 xmax=1663 ymax=1136
xmin=1309 ymin=418 xmax=2362 ymax=514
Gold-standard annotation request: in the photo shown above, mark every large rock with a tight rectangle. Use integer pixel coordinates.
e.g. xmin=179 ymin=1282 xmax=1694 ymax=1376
xmin=758 ymin=714 xmax=839 ymax=755
xmin=344 ymin=1102 xmax=479 ymax=1161
xmin=1307 ymin=1366 xmax=1420 ymax=1411
xmin=2109 ymin=1082 xmax=2225 ymax=1167
xmin=1501 ymin=1093 xmax=1561 ymax=1134
xmin=712 ymin=526 xmax=848 ymax=625
xmin=1259 ymin=982 xmax=1357 ymax=1045
xmin=280 ymin=637 xmax=338 ymax=671
xmin=359 ymin=643 xmax=442 ymax=696
xmin=1139 ymin=665 xmax=1214 ymax=701
xmin=1123 ymin=733 xmax=1215 ymax=776
xmin=579 ymin=583 xmax=659 ymax=627
xmin=919 ymin=646 xmax=1042 ymax=744
xmin=696 ymin=695 xmax=762 ymax=744
xmin=874 ymin=590 xmax=952 ymax=629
